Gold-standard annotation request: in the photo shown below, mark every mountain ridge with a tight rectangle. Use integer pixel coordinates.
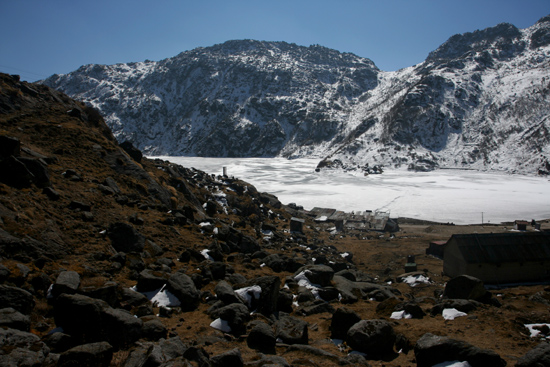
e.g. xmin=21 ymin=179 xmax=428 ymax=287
xmin=41 ymin=15 xmax=550 ymax=174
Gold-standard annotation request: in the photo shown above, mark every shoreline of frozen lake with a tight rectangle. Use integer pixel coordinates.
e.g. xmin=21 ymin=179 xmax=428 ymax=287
xmin=151 ymin=156 xmax=550 ymax=225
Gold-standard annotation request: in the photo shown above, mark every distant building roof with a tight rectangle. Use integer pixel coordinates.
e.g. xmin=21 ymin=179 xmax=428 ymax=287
xmin=446 ymin=232 xmax=550 ymax=264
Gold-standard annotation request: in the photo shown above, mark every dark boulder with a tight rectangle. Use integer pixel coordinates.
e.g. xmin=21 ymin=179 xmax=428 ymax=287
xmin=17 ymin=157 xmax=51 ymax=188
xmin=57 ymin=341 xmax=113 ymax=367
xmin=347 ymin=319 xmax=396 ymax=357
xmin=444 ymin=275 xmax=489 ymax=301
xmin=275 ymin=315 xmax=309 ymax=345
xmin=119 ymin=141 xmax=143 ymax=163
xmin=430 ymin=299 xmax=481 ymax=316
xmin=214 ymin=280 xmax=241 ymax=305
xmin=294 ymin=265 xmax=334 ymax=287
xmin=210 ymin=348 xmax=243 ymax=367
xmin=166 ymin=272 xmax=200 ymax=311
xmin=107 ymin=222 xmax=146 ymax=253
xmin=330 ymin=307 xmax=361 ymax=340
xmin=137 ymin=269 xmax=169 ymax=292
xmin=516 ymin=342 xmax=550 ymax=367
xmin=0 ymin=156 xmax=34 ymax=188
xmin=244 ymin=276 xmax=280 ymax=316
xmin=211 ymin=303 xmax=250 ymax=336
xmin=141 ymin=318 xmax=168 ymax=341
xmin=0 ymin=285 xmax=35 ymax=315
xmin=414 ymin=333 xmax=506 ymax=367
xmin=43 ymin=331 xmax=73 ymax=353
xmin=0 ymin=327 xmax=50 ymax=366
xmin=247 ymin=321 xmax=276 ymax=353
xmin=54 ymin=294 xmax=143 ymax=348
xmin=51 ymin=270 xmax=81 ymax=298
xmin=0 ymin=307 xmax=30 ymax=331
xmin=0 ymin=136 xmax=21 ymax=157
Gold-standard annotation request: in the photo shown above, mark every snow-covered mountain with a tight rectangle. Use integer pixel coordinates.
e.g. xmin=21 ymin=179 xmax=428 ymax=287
xmin=41 ymin=15 xmax=550 ymax=174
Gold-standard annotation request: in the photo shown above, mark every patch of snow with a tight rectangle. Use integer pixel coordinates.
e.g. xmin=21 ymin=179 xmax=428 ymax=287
xmin=391 ymin=310 xmax=412 ymax=320
xmin=433 ymin=361 xmax=472 ymax=367
xmin=201 ymin=249 xmax=214 ymax=261
xmin=442 ymin=308 xmax=467 ymax=320
xmin=210 ymin=318 xmax=231 ymax=333
xmin=524 ymin=323 xmax=550 ymax=339
xmin=401 ymin=274 xmax=432 ymax=287
xmin=235 ymin=285 xmax=262 ymax=308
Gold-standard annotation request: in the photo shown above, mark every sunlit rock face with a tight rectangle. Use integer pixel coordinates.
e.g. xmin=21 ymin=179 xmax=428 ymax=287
xmin=42 ymin=16 xmax=550 ymax=174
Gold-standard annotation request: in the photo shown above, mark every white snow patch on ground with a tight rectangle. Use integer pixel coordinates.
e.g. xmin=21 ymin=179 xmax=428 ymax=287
xmin=235 ymin=285 xmax=261 ymax=308
xmin=201 ymin=249 xmax=214 ymax=261
xmin=442 ymin=308 xmax=467 ymax=320
xmin=433 ymin=361 xmax=472 ymax=367
xmin=525 ymin=324 xmax=550 ymax=339
xmin=401 ymin=274 xmax=431 ymax=287
xmin=294 ymin=270 xmax=322 ymax=299
xmin=210 ymin=318 xmax=231 ymax=333
xmin=391 ymin=310 xmax=412 ymax=320
xmin=131 ymin=285 xmax=181 ymax=307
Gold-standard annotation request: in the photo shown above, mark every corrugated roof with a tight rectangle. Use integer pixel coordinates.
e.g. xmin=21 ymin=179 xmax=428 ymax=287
xmin=447 ymin=232 xmax=550 ymax=264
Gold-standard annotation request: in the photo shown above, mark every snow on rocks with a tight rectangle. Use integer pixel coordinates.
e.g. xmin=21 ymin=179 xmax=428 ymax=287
xmin=442 ymin=308 xmax=468 ymax=321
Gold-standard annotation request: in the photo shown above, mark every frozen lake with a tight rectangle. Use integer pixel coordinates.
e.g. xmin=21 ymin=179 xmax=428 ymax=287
xmin=152 ymin=156 xmax=550 ymax=225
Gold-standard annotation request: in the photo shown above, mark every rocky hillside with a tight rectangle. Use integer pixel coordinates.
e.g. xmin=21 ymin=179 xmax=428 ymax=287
xmin=41 ymin=16 xmax=550 ymax=175
xmin=1 ymin=74 xmax=550 ymax=367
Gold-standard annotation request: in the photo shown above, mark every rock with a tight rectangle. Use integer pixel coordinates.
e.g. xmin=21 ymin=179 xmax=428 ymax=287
xmin=414 ymin=333 xmax=506 ymax=367
xmin=54 ymin=293 xmax=143 ymax=347
xmin=247 ymin=321 xmax=276 ymax=353
xmin=0 ymin=156 xmax=34 ymax=188
xmin=245 ymin=354 xmax=290 ymax=367
xmin=294 ymin=265 xmax=334 ymax=287
xmin=516 ymin=342 xmax=550 ymax=367
xmin=214 ymin=280 xmax=241 ymax=305
xmin=120 ymin=287 xmax=149 ymax=307
xmin=159 ymin=337 xmax=187 ymax=360
xmin=107 ymin=222 xmax=146 ymax=253
xmin=141 ymin=318 xmax=168 ymax=341
xmin=443 ymin=275 xmax=489 ymax=301
xmin=43 ymin=332 xmax=73 ymax=353
xmin=80 ymin=281 xmax=119 ymax=307
xmin=0 ymin=327 xmax=50 ymax=367
xmin=296 ymin=300 xmax=335 ymax=316
xmin=277 ymin=288 xmax=294 ymax=313
xmin=0 ymin=285 xmax=35 ymax=315
xmin=244 ymin=276 xmax=280 ymax=316
xmin=210 ymin=348 xmax=243 ymax=367
xmin=209 ymin=261 xmax=226 ymax=280
xmin=275 ymin=315 xmax=309 ymax=345
xmin=330 ymin=307 xmax=361 ymax=340
xmin=68 ymin=200 xmax=92 ymax=211
xmin=137 ymin=269 xmax=169 ymax=292
xmin=264 ymin=254 xmax=287 ymax=272
xmin=166 ymin=272 xmax=200 ymax=311
xmin=119 ymin=141 xmax=143 ymax=163
xmin=43 ymin=186 xmax=61 ymax=200
xmin=398 ymin=301 xmax=426 ymax=319
xmin=212 ymin=303 xmax=250 ymax=336
xmin=51 ymin=270 xmax=81 ymax=297
xmin=57 ymin=341 xmax=113 ymax=367
xmin=0 ymin=307 xmax=30 ymax=331
xmin=347 ymin=319 xmax=396 ymax=357
xmin=0 ymin=136 xmax=20 ymax=157
xmin=17 ymin=157 xmax=51 ymax=188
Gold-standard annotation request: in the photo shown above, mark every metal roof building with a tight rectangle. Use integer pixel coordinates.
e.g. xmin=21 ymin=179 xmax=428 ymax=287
xmin=443 ymin=232 xmax=550 ymax=284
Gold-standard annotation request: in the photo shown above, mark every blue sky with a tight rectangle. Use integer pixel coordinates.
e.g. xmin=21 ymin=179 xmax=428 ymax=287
xmin=1 ymin=1 xmax=548 ymax=82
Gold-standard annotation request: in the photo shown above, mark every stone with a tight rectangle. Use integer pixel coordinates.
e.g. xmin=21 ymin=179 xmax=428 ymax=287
xmin=275 ymin=315 xmax=309 ymax=345
xmin=43 ymin=332 xmax=73 ymax=353
xmin=0 ymin=285 xmax=35 ymax=315
xmin=443 ymin=275 xmax=489 ymax=301
xmin=0 ymin=307 xmax=31 ymax=331
xmin=137 ymin=269 xmax=169 ymax=292
xmin=107 ymin=222 xmax=146 ymax=253
xmin=347 ymin=319 xmax=396 ymax=357
xmin=212 ymin=303 xmax=250 ymax=336
xmin=516 ymin=342 xmax=550 ymax=367
xmin=17 ymin=157 xmax=51 ymax=188
xmin=330 ymin=307 xmax=361 ymax=340
xmin=214 ymin=280 xmax=241 ymax=305
xmin=430 ymin=299 xmax=481 ymax=316
xmin=166 ymin=272 xmax=200 ymax=311
xmin=51 ymin=270 xmax=81 ymax=297
xmin=141 ymin=318 xmax=168 ymax=341
xmin=210 ymin=348 xmax=243 ymax=367
xmin=244 ymin=276 xmax=280 ymax=316
xmin=0 ymin=136 xmax=21 ymax=158
xmin=57 ymin=341 xmax=113 ymax=367
xmin=0 ymin=156 xmax=34 ymax=188
xmin=414 ymin=333 xmax=506 ymax=367
xmin=0 ymin=327 xmax=50 ymax=367
xmin=294 ymin=265 xmax=334 ymax=287
xmin=119 ymin=141 xmax=143 ymax=163
xmin=247 ymin=321 xmax=276 ymax=353
xmin=54 ymin=293 xmax=143 ymax=348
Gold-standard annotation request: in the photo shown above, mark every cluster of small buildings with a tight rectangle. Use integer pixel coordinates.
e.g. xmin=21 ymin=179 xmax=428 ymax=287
xmin=290 ymin=207 xmax=399 ymax=234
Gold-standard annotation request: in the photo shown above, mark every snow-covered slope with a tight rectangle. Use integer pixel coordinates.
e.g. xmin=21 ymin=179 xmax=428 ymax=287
xmin=41 ymin=16 xmax=550 ymax=174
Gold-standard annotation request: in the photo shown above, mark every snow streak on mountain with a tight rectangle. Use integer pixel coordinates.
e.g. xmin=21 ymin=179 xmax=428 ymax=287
xmin=42 ymin=16 xmax=550 ymax=175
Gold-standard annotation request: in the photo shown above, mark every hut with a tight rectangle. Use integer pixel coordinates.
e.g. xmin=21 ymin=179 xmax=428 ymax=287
xmin=443 ymin=232 xmax=550 ymax=284
xmin=290 ymin=217 xmax=305 ymax=233
xmin=514 ymin=220 xmax=529 ymax=231
xmin=426 ymin=240 xmax=447 ymax=259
